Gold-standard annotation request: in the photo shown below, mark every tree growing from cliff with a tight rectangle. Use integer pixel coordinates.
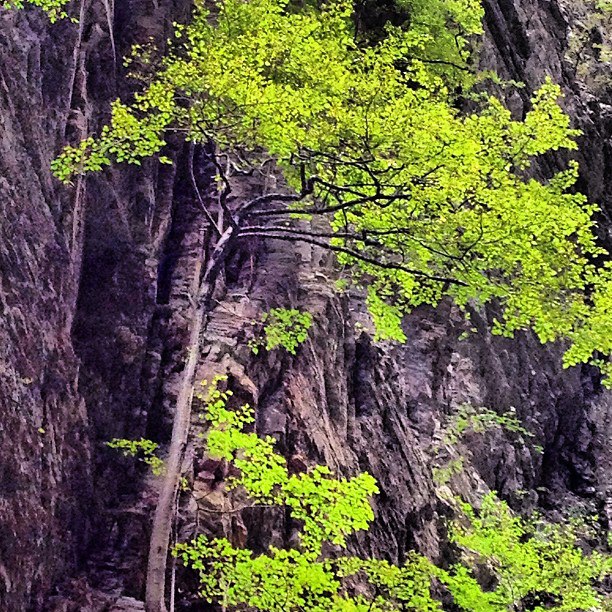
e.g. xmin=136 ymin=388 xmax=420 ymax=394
xmin=169 ymin=377 xmax=612 ymax=611
xmin=447 ymin=494 xmax=612 ymax=611
xmin=49 ymin=0 xmax=612 ymax=608
xmin=52 ymin=0 xmax=612 ymax=374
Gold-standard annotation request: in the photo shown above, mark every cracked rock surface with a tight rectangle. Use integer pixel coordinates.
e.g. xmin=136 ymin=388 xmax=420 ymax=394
xmin=0 ymin=0 xmax=611 ymax=609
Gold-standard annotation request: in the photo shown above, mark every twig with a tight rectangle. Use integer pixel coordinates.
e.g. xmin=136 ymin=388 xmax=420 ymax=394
xmin=188 ymin=144 xmax=222 ymax=237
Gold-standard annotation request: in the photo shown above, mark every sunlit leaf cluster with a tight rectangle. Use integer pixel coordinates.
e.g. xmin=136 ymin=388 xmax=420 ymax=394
xmin=107 ymin=437 xmax=166 ymax=476
xmin=1 ymin=0 xmax=68 ymax=21
xmin=49 ymin=0 xmax=612 ymax=380
xmin=175 ymin=378 xmax=612 ymax=611
xmin=198 ymin=376 xmax=378 ymax=552
xmin=249 ymin=308 xmax=313 ymax=355
xmin=448 ymin=493 xmax=612 ymax=611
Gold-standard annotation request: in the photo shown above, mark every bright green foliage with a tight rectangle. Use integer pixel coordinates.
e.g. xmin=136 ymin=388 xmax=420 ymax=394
xmin=598 ymin=0 xmax=612 ymax=12
xmin=337 ymin=554 xmax=446 ymax=612
xmin=178 ymin=379 xmax=611 ymax=610
xmin=176 ymin=538 xmax=443 ymax=611
xmin=199 ymin=376 xmax=378 ymax=552
xmin=394 ymin=0 xmax=483 ymax=50
xmin=50 ymin=0 xmax=612 ymax=378
xmin=51 ymin=0 xmax=485 ymax=180
xmin=366 ymin=288 xmax=408 ymax=343
xmin=447 ymin=493 xmax=612 ymax=611
xmin=1 ymin=0 xmax=68 ymax=21
xmin=177 ymin=540 xmax=344 ymax=611
xmin=249 ymin=308 xmax=313 ymax=356
xmin=563 ymin=263 xmax=612 ymax=382
xmin=179 ymin=377 xmax=445 ymax=610
xmin=107 ymin=437 xmax=166 ymax=476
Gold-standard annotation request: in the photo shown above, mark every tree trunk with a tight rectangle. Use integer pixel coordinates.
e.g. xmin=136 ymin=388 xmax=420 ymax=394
xmin=145 ymin=227 xmax=236 ymax=612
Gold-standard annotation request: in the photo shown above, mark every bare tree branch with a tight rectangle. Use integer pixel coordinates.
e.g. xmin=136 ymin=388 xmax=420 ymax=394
xmin=241 ymin=224 xmax=468 ymax=263
xmin=188 ymin=143 xmax=222 ymax=237
xmin=239 ymin=229 xmax=467 ymax=286
xmin=206 ymin=149 xmax=239 ymax=230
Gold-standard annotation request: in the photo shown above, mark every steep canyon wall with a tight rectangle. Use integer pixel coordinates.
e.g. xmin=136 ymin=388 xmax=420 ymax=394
xmin=0 ymin=0 xmax=611 ymax=609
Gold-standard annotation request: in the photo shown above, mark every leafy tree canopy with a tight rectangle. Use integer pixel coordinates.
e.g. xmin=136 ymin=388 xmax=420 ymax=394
xmin=51 ymin=0 xmax=612 ymax=380
xmin=447 ymin=494 xmax=612 ymax=611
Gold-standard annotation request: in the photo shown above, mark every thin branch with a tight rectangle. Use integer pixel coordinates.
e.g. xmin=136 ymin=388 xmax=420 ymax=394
xmin=240 ymin=192 xmax=313 ymax=216
xmin=194 ymin=501 xmax=278 ymax=515
xmin=245 ymin=162 xmax=445 ymax=219
xmin=207 ymin=149 xmax=239 ymax=230
xmin=239 ymin=230 xmax=467 ymax=286
xmin=248 ymin=190 xmax=412 ymax=218
xmin=406 ymin=56 xmax=470 ymax=72
xmin=457 ymin=212 xmax=485 ymax=262
xmin=188 ymin=143 xmax=222 ymax=237
xmin=240 ymin=224 xmax=386 ymax=247
xmin=241 ymin=224 xmax=466 ymax=262
xmin=238 ymin=168 xmax=316 ymax=217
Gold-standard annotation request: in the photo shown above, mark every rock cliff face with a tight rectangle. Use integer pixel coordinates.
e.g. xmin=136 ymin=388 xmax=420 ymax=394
xmin=0 ymin=11 xmax=91 ymax=609
xmin=0 ymin=0 xmax=610 ymax=610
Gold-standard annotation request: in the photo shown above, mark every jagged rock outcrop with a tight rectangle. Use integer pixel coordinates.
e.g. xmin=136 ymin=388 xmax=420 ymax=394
xmin=0 ymin=0 xmax=610 ymax=609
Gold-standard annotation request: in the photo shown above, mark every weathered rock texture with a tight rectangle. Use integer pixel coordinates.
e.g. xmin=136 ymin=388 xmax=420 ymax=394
xmin=0 ymin=10 xmax=92 ymax=609
xmin=0 ymin=0 xmax=610 ymax=610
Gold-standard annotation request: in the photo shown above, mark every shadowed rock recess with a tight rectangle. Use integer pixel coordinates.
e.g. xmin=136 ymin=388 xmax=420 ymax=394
xmin=0 ymin=0 xmax=611 ymax=609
